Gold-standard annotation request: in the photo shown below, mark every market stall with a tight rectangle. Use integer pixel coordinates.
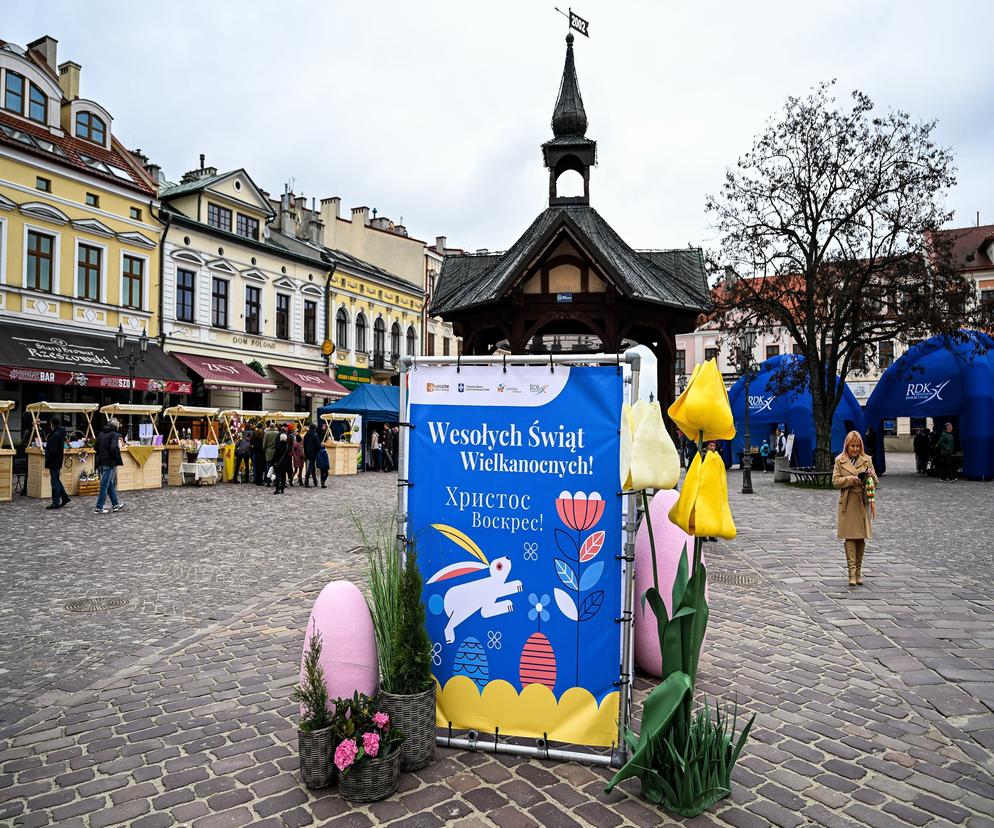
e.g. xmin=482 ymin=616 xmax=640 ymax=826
xmin=25 ymin=402 xmax=98 ymax=499
xmin=99 ymin=404 xmax=164 ymax=491
xmin=319 ymin=413 xmax=361 ymax=475
xmin=0 ymin=401 xmax=15 ymax=502
xmin=266 ymin=411 xmax=310 ymax=426
xmin=163 ymin=405 xmax=220 ymax=486
xmin=317 ymin=385 xmax=398 ymax=473
xmin=218 ymin=409 xmax=269 ymax=481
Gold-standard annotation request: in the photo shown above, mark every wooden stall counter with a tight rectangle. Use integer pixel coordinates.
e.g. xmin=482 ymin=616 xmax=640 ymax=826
xmin=324 ymin=441 xmax=359 ymax=476
xmin=26 ymin=446 xmax=96 ymax=499
xmin=117 ymin=445 xmax=164 ymax=491
xmin=0 ymin=449 xmax=13 ymax=502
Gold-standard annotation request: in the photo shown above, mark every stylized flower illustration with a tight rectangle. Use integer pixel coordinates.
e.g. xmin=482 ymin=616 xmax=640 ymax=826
xmin=334 ymin=738 xmax=358 ymax=771
xmin=528 ymin=593 xmax=551 ymax=624
xmin=431 ymin=642 xmax=442 ymax=666
xmin=486 ymin=630 xmax=502 ymax=649
xmin=556 ymin=491 xmax=604 ymax=531
xmin=372 ymin=712 xmax=390 ymax=730
xmin=362 ymin=731 xmax=380 ymax=759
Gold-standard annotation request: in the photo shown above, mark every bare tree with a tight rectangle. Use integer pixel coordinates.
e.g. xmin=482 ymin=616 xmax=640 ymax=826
xmin=706 ymin=81 xmax=989 ymax=470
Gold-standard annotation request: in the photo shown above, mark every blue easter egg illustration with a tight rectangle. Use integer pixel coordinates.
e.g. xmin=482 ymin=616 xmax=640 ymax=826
xmin=452 ymin=637 xmax=489 ymax=690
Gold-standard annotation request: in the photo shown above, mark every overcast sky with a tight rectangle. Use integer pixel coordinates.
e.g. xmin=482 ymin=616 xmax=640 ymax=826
xmin=7 ymin=1 xmax=994 ymax=254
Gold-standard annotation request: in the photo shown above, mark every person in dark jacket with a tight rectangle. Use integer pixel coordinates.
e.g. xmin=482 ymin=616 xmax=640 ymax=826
xmin=44 ymin=416 xmax=70 ymax=510
xmin=937 ymin=422 xmax=956 ymax=482
xmin=315 ymin=435 xmax=330 ymax=488
xmin=262 ymin=421 xmax=278 ymax=486
xmin=251 ymin=425 xmax=265 ymax=486
xmin=272 ymin=431 xmax=291 ymax=494
xmin=303 ymin=424 xmax=321 ymax=487
xmin=233 ymin=429 xmax=252 ymax=483
xmin=913 ymin=427 xmax=931 ymax=476
xmin=94 ymin=419 xmax=124 ymax=513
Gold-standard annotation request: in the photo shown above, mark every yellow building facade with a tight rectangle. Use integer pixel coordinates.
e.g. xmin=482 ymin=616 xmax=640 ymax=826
xmin=0 ymin=35 xmax=186 ymax=434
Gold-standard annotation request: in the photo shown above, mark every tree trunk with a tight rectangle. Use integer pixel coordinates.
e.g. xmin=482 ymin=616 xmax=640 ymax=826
xmin=809 ymin=376 xmax=835 ymax=472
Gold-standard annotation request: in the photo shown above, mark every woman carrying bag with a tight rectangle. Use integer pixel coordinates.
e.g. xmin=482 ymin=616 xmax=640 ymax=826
xmin=832 ymin=430 xmax=878 ymax=586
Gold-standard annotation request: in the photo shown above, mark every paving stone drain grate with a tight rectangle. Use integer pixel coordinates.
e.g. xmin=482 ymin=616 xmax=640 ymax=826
xmin=707 ymin=569 xmax=765 ymax=588
xmin=63 ymin=597 xmax=129 ymax=612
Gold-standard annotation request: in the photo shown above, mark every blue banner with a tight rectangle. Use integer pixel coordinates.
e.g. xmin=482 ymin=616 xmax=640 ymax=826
xmin=406 ymin=363 xmax=624 ymax=747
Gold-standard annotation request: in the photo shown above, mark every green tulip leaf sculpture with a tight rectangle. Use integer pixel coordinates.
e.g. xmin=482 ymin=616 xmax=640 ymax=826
xmin=609 ymin=361 xmax=755 ymax=817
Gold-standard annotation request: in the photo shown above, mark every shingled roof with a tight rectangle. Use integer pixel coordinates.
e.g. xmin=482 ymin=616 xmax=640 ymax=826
xmin=432 ymin=204 xmax=711 ymax=316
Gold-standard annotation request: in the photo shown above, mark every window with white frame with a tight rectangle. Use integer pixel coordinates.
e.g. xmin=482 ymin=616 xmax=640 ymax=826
xmin=276 ymin=293 xmax=290 ymax=340
xmin=176 ymin=268 xmax=195 ymax=322
xmin=77 ymin=243 xmax=102 ymax=301
xmin=26 ymin=229 xmax=55 ymax=292
xmin=122 ymin=254 xmax=144 ymax=309
xmin=336 ymin=307 xmax=349 ymax=350
xmin=304 ymin=300 xmax=317 ymax=345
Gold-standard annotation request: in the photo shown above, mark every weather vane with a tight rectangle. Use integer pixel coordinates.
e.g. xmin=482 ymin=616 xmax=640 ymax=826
xmin=554 ymin=6 xmax=590 ymax=37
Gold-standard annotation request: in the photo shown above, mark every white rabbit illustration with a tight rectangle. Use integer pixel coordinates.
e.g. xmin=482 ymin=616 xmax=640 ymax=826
xmin=428 ymin=524 xmax=523 ymax=645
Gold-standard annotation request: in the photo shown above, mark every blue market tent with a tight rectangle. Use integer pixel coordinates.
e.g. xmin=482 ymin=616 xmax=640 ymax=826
xmin=316 ymin=384 xmax=399 ymax=423
xmin=723 ymin=354 xmax=864 ymax=468
xmin=863 ymin=331 xmax=994 ymax=480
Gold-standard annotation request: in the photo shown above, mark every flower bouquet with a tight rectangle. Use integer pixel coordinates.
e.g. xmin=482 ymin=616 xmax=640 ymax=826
xmin=331 ymin=691 xmax=404 ymax=802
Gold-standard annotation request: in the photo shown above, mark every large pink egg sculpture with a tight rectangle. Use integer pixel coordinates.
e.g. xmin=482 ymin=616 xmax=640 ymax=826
xmin=634 ymin=489 xmax=700 ymax=678
xmin=300 ymin=581 xmax=378 ymax=711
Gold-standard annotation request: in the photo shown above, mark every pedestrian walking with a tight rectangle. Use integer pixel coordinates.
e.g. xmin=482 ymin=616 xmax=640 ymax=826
xmin=233 ymin=429 xmax=252 ymax=483
xmin=774 ymin=428 xmax=787 ymax=459
xmin=832 ymin=430 xmax=877 ymax=586
xmin=94 ymin=418 xmax=124 ymax=514
xmin=251 ymin=425 xmax=265 ymax=486
xmin=272 ymin=432 xmax=290 ymax=494
xmin=303 ymin=423 xmax=320 ymax=487
xmin=291 ymin=433 xmax=305 ymax=486
xmin=315 ymin=438 xmax=330 ymax=488
xmin=263 ymin=421 xmax=278 ymax=486
xmin=759 ymin=439 xmax=771 ymax=472
xmin=937 ymin=422 xmax=956 ymax=482
xmin=370 ymin=427 xmax=381 ymax=471
xmin=382 ymin=424 xmax=395 ymax=472
xmin=913 ymin=427 xmax=930 ymax=476
xmin=44 ymin=416 xmax=70 ymax=510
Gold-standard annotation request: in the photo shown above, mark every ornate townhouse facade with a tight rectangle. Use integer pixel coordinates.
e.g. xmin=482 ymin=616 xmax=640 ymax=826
xmin=158 ymin=166 xmax=347 ymax=416
xmin=0 ymin=35 xmax=187 ymax=435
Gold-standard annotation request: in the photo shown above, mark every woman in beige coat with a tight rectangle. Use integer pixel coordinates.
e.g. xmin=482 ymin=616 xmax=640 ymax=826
xmin=832 ymin=431 xmax=877 ymax=586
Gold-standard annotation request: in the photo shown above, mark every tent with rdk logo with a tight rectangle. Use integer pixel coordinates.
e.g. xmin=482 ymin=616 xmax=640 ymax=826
xmin=722 ymin=354 xmax=864 ymax=468
xmin=864 ymin=331 xmax=994 ymax=480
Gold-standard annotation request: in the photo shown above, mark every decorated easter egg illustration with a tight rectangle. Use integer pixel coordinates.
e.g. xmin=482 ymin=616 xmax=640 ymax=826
xmin=452 ymin=637 xmax=489 ymax=690
xmin=519 ymin=631 xmax=557 ymax=689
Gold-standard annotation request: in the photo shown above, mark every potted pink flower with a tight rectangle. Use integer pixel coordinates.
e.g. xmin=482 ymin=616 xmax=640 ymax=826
xmin=330 ymin=692 xmax=404 ymax=802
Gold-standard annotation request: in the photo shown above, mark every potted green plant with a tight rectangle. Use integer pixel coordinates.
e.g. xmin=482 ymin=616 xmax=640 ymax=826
xmin=376 ymin=547 xmax=436 ymax=770
xmin=332 ymin=691 xmax=404 ymax=802
xmin=291 ymin=628 xmax=335 ymax=789
xmin=359 ymin=513 xmax=436 ymax=771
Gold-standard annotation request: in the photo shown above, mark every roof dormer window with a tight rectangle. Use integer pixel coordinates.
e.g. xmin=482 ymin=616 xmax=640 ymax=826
xmin=28 ymin=83 xmax=47 ymax=123
xmin=4 ymin=71 xmax=24 ymax=115
xmin=75 ymin=111 xmax=106 ymax=146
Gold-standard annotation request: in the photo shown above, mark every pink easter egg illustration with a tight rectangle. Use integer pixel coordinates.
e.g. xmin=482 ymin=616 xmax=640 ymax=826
xmin=519 ymin=631 xmax=557 ymax=689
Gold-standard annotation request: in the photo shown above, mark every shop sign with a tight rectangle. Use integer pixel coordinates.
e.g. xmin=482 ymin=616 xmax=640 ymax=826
xmin=336 ymin=364 xmax=372 ymax=389
xmin=13 ymin=334 xmax=116 ymax=369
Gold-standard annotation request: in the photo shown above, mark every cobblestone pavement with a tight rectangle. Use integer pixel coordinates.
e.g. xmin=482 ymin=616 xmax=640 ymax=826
xmin=1 ymin=455 xmax=993 ymax=827
xmin=0 ymin=472 xmax=392 ymax=723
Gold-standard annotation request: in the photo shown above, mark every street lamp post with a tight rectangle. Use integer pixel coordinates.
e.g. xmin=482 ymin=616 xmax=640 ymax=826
xmin=738 ymin=332 xmax=757 ymax=495
xmin=116 ymin=324 xmax=149 ymax=405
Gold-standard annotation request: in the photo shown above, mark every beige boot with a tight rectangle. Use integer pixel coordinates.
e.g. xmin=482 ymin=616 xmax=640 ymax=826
xmin=844 ymin=541 xmax=858 ymax=586
xmin=854 ymin=541 xmax=864 ymax=585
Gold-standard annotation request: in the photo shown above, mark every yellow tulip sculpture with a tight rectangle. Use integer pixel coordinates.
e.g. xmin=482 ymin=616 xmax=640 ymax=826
xmin=620 ymin=400 xmax=680 ymax=492
xmin=667 ymin=359 xmax=735 ymax=442
xmin=608 ymin=359 xmax=752 ymax=817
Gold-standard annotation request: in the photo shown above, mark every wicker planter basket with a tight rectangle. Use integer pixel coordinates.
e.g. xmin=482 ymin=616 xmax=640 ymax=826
xmin=377 ymin=685 xmax=436 ymax=771
xmin=338 ymin=746 xmax=401 ymax=802
xmin=298 ymin=726 xmax=335 ymax=789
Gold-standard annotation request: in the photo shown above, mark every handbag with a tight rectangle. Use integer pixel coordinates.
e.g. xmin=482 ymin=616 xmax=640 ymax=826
xmin=267 ymin=466 xmax=276 ymax=482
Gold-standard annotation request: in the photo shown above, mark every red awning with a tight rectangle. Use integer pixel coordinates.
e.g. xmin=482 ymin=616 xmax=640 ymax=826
xmin=172 ymin=353 xmax=277 ymax=392
xmin=269 ymin=364 xmax=350 ymax=398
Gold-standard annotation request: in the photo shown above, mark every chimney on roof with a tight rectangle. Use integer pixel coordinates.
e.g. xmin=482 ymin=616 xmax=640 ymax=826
xmin=279 ymin=191 xmax=295 ymax=237
xmin=394 ymin=224 xmax=408 ymax=237
xmin=57 ymin=60 xmax=80 ymax=101
xmin=723 ymin=265 xmax=738 ymax=287
xmin=145 ymin=162 xmax=162 ymax=184
xmin=307 ymin=199 xmax=324 ymax=245
xmin=351 ymin=206 xmax=370 ymax=226
xmin=179 ymin=159 xmax=218 ymax=184
xmin=320 ymin=197 xmax=341 ymax=221
xmin=27 ymin=36 xmax=58 ymax=73
xmin=435 ymin=236 xmax=446 ymax=254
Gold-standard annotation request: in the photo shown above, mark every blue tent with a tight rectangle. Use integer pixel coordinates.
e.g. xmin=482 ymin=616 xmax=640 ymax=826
xmin=723 ymin=354 xmax=863 ymax=468
xmin=863 ymin=331 xmax=994 ymax=481
xmin=316 ymin=384 xmax=399 ymax=423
